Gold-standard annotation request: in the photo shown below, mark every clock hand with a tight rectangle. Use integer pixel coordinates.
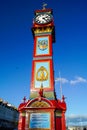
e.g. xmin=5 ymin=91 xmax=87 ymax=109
xmin=42 ymin=17 xmax=48 ymax=22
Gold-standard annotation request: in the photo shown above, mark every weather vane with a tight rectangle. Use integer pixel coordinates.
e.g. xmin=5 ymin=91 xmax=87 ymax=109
xmin=42 ymin=3 xmax=47 ymax=10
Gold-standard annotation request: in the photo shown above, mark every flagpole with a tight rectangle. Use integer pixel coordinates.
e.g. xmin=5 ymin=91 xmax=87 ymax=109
xmin=59 ymin=71 xmax=62 ymax=101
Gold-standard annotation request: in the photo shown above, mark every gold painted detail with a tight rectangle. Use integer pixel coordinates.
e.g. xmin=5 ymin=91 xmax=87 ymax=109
xmin=30 ymin=92 xmax=55 ymax=99
xmin=36 ymin=66 xmax=48 ymax=81
xmin=38 ymin=40 xmax=48 ymax=51
xmin=55 ymin=110 xmax=62 ymax=117
xmin=22 ymin=112 xmax=26 ymax=117
xmin=44 ymin=92 xmax=55 ymax=99
xmin=33 ymin=26 xmax=53 ymax=34
xmin=30 ymin=101 xmax=50 ymax=108
xmin=30 ymin=92 xmax=38 ymax=99
xmin=29 ymin=128 xmax=50 ymax=130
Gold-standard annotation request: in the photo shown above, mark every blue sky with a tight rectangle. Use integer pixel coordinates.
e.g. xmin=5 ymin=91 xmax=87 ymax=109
xmin=0 ymin=0 xmax=87 ymax=125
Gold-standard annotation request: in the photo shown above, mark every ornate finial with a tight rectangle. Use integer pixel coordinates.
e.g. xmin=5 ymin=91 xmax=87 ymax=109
xmin=23 ymin=96 xmax=26 ymax=103
xmin=39 ymin=83 xmax=43 ymax=97
xmin=38 ymin=83 xmax=44 ymax=101
xmin=42 ymin=3 xmax=47 ymax=10
xmin=62 ymin=95 xmax=66 ymax=102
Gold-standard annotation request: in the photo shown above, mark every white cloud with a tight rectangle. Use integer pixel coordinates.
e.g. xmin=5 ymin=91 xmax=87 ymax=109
xmin=67 ymin=114 xmax=87 ymax=119
xmin=70 ymin=76 xmax=87 ymax=85
xmin=55 ymin=76 xmax=87 ymax=86
xmin=55 ymin=77 xmax=69 ymax=84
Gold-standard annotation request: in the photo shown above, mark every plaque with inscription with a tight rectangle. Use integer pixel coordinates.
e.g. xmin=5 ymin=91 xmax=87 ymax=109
xmin=29 ymin=113 xmax=50 ymax=129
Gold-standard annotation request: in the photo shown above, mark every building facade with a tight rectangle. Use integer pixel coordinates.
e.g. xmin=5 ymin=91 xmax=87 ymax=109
xmin=0 ymin=98 xmax=19 ymax=130
xmin=67 ymin=126 xmax=87 ymax=130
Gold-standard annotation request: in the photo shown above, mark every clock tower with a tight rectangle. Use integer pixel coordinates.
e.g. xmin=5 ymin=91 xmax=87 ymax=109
xmin=18 ymin=5 xmax=67 ymax=130
xmin=30 ymin=7 xmax=55 ymax=100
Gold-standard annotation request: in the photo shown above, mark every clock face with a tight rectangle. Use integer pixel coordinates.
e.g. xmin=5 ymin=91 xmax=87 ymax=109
xmin=34 ymin=13 xmax=52 ymax=24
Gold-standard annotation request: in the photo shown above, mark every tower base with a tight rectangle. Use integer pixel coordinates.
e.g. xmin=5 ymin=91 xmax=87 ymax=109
xmin=18 ymin=96 xmax=66 ymax=130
